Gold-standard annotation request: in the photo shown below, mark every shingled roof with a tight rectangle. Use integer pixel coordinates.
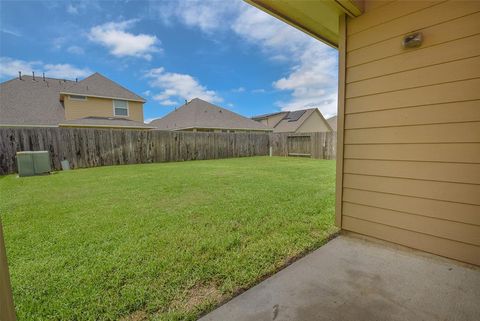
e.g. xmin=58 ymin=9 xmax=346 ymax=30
xmin=0 ymin=75 xmax=74 ymax=126
xmin=61 ymin=72 xmax=145 ymax=102
xmin=150 ymin=98 xmax=272 ymax=131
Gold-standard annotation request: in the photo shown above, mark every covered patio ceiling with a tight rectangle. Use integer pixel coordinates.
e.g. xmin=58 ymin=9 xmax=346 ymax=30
xmin=245 ymin=0 xmax=363 ymax=48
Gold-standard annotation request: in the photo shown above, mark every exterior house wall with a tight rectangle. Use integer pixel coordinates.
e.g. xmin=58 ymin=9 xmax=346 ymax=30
xmin=338 ymin=0 xmax=480 ymax=265
xmin=296 ymin=111 xmax=331 ymax=133
xmin=64 ymin=96 xmax=144 ymax=122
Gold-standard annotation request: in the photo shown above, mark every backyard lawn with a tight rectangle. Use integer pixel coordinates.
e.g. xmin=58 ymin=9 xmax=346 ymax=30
xmin=0 ymin=156 xmax=337 ymax=321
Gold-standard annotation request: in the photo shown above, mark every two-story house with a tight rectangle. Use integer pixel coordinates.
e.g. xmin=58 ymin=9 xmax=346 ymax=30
xmin=0 ymin=72 xmax=153 ymax=129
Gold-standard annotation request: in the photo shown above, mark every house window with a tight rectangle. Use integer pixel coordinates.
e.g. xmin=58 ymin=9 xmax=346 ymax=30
xmin=113 ymin=100 xmax=129 ymax=117
xmin=70 ymin=95 xmax=87 ymax=101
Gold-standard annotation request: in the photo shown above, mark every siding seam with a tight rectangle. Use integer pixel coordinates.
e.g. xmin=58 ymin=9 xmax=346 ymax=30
xmin=347 ymin=51 xmax=480 ymax=83
xmin=347 ymin=1 xmax=473 ymax=52
xmin=342 ymin=214 xmax=480 ymax=247
xmin=347 ymin=0 xmax=445 ymax=37
xmin=343 ymin=157 xmax=480 ymax=165
xmin=344 ymin=119 xmax=480 ymax=130
xmin=342 ymin=185 xmax=480 ymax=207
xmin=343 ymin=171 xmax=480 ymax=186
xmin=346 ymin=76 xmax=480 ymax=100
xmin=344 ymin=99 xmax=480 ymax=115
xmin=342 ymin=200 xmax=480 ymax=227
xmin=347 ymin=11 xmax=480 ymax=62
xmin=344 ymin=142 xmax=480 ymax=145
xmin=345 ymin=98 xmax=480 ymax=115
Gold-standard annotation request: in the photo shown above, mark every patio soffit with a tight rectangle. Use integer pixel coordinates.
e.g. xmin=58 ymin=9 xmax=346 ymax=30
xmin=244 ymin=0 xmax=364 ymax=48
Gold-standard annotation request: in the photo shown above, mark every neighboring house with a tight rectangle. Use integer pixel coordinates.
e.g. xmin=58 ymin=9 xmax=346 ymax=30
xmin=327 ymin=115 xmax=337 ymax=131
xmin=0 ymin=72 xmax=153 ymax=129
xmin=252 ymin=108 xmax=333 ymax=133
xmin=150 ymin=98 xmax=272 ymax=132
xmin=248 ymin=0 xmax=480 ymax=266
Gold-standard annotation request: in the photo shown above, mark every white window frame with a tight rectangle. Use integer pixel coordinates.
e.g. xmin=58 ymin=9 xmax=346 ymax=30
xmin=69 ymin=95 xmax=87 ymax=101
xmin=113 ymin=100 xmax=129 ymax=117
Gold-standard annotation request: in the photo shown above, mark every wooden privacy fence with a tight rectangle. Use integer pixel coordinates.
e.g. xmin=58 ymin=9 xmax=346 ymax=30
xmin=0 ymin=127 xmax=336 ymax=175
xmin=270 ymin=132 xmax=336 ymax=159
xmin=0 ymin=127 xmax=269 ymax=175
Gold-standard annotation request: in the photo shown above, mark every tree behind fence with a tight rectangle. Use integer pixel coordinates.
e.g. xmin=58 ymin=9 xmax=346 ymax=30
xmin=0 ymin=127 xmax=336 ymax=175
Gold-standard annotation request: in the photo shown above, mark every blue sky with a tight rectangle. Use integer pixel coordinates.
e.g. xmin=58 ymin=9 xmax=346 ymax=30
xmin=0 ymin=0 xmax=338 ymax=122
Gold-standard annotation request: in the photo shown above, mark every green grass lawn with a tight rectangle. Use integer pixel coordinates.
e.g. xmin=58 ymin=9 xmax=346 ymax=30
xmin=0 ymin=156 xmax=337 ymax=321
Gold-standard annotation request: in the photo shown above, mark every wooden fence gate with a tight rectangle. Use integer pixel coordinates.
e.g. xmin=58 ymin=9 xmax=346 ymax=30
xmin=287 ymin=135 xmax=311 ymax=157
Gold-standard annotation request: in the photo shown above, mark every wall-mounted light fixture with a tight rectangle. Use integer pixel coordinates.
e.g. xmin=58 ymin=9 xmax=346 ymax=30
xmin=402 ymin=32 xmax=423 ymax=49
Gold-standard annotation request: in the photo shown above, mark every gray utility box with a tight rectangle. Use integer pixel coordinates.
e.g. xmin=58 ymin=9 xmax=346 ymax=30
xmin=16 ymin=151 xmax=51 ymax=177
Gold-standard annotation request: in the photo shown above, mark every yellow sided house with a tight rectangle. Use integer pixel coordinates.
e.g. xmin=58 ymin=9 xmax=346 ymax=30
xmin=252 ymin=108 xmax=333 ymax=133
xmin=0 ymin=72 xmax=153 ymax=129
xmin=247 ymin=0 xmax=480 ymax=266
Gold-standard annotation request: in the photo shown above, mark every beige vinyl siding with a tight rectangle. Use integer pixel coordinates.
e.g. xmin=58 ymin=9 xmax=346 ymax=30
xmin=296 ymin=111 xmax=331 ymax=132
xmin=64 ymin=96 xmax=144 ymax=122
xmin=340 ymin=0 xmax=480 ymax=265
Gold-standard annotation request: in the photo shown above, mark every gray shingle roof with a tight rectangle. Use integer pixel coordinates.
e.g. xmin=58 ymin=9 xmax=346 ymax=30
xmin=150 ymin=98 xmax=272 ymax=131
xmin=327 ymin=115 xmax=337 ymax=131
xmin=251 ymin=111 xmax=285 ymax=120
xmin=61 ymin=72 xmax=145 ymax=102
xmin=0 ymin=76 xmax=73 ymax=126
xmin=59 ymin=116 xmax=155 ymax=129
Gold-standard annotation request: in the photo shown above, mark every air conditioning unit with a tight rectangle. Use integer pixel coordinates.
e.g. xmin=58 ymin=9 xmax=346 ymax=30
xmin=16 ymin=151 xmax=51 ymax=177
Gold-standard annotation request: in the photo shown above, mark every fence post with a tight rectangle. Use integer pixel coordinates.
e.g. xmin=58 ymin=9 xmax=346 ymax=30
xmin=0 ymin=219 xmax=16 ymax=321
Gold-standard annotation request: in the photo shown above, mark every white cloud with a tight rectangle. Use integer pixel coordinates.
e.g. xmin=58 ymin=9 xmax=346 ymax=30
xmin=67 ymin=45 xmax=84 ymax=55
xmin=66 ymin=4 xmax=79 ymax=14
xmin=152 ymin=1 xmax=339 ymax=116
xmin=273 ymin=43 xmax=338 ymax=117
xmin=0 ymin=57 xmax=39 ymax=78
xmin=232 ymin=6 xmax=339 ymax=116
xmin=232 ymin=87 xmax=245 ymax=93
xmin=0 ymin=57 xmax=91 ymax=80
xmin=66 ymin=1 xmax=100 ymax=15
xmin=43 ymin=64 xmax=91 ymax=79
xmin=151 ymin=0 xmax=240 ymax=33
xmin=1 ymin=28 xmax=21 ymax=37
xmin=88 ymin=20 xmax=160 ymax=60
xmin=146 ymin=67 xmax=222 ymax=106
xmin=232 ymin=6 xmax=312 ymax=56
xmin=144 ymin=117 xmax=157 ymax=124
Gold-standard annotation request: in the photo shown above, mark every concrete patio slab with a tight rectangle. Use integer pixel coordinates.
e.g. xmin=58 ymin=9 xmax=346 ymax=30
xmin=199 ymin=233 xmax=480 ymax=321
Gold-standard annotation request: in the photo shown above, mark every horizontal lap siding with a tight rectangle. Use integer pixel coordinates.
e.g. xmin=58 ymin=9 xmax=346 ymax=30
xmin=342 ymin=0 xmax=480 ymax=265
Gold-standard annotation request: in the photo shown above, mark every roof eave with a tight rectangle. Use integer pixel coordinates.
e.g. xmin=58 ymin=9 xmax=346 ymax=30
xmin=60 ymin=92 xmax=146 ymax=103
xmin=58 ymin=123 xmax=155 ymax=129
xmin=164 ymin=126 xmax=273 ymax=132
xmin=244 ymin=0 xmax=364 ymax=48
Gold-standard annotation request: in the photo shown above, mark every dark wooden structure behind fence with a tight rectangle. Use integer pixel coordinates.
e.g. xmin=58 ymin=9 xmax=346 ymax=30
xmin=0 ymin=127 xmax=336 ymax=175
